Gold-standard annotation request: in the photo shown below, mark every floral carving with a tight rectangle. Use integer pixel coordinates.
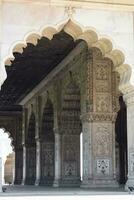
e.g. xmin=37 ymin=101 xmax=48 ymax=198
xmin=96 ymin=94 xmax=110 ymax=112
xmin=97 ymin=159 xmax=110 ymax=175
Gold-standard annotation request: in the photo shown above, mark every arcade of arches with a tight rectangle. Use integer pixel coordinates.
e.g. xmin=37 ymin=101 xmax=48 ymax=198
xmin=0 ymin=21 xmax=133 ymax=189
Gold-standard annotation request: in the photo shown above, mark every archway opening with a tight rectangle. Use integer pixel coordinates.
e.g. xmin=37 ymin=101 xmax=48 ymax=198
xmin=25 ymin=112 xmax=36 ymax=185
xmin=40 ymin=98 xmax=54 ymax=186
xmin=0 ymin=129 xmax=14 ymax=185
xmin=0 ymin=19 xmax=131 ymax=189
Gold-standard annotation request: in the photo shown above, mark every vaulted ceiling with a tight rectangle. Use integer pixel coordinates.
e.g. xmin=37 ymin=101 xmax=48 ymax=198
xmin=0 ymin=31 xmax=82 ymax=111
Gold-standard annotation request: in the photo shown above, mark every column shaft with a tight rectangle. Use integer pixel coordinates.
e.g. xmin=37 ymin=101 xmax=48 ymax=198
xmin=53 ymin=129 xmax=61 ymax=187
xmin=35 ymin=140 xmax=40 ymax=185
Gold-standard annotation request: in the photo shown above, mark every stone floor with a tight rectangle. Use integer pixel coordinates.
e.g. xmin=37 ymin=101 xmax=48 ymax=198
xmin=0 ymin=185 xmax=130 ymax=196
xmin=0 ymin=185 xmax=134 ymax=200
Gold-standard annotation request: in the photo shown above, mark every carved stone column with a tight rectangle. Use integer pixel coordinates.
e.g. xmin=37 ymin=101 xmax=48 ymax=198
xmin=80 ymin=114 xmax=92 ymax=187
xmin=53 ymin=128 xmax=61 ymax=187
xmin=124 ymin=92 xmax=134 ymax=189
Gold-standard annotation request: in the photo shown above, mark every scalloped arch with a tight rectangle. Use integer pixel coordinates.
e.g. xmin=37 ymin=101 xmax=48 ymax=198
xmin=4 ymin=19 xmax=133 ymax=95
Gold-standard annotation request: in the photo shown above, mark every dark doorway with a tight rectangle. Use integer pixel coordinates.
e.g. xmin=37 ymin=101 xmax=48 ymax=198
xmin=115 ymin=96 xmax=128 ymax=185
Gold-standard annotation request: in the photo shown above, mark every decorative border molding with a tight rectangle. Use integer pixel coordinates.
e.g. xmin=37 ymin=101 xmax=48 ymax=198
xmin=2 ymin=0 xmax=134 ymax=11
xmin=80 ymin=112 xmax=117 ymax=122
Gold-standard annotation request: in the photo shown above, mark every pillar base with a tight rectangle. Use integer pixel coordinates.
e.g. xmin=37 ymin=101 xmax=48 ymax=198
xmin=81 ymin=178 xmax=119 ymax=188
xmin=25 ymin=178 xmax=36 ymax=185
xmin=53 ymin=179 xmax=61 ymax=187
xmin=35 ymin=179 xmax=40 ymax=186
xmin=39 ymin=178 xmax=54 ymax=186
xmin=60 ymin=178 xmax=81 ymax=187
xmin=21 ymin=179 xmax=25 ymax=185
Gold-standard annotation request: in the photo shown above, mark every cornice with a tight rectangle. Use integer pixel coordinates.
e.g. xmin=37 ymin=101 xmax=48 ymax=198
xmin=2 ymin=0 xmax=134 ymax=11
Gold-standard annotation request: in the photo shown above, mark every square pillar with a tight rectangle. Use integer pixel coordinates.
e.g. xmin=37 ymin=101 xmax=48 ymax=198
xmin=81 ymin=113 xmax=118 ymax=188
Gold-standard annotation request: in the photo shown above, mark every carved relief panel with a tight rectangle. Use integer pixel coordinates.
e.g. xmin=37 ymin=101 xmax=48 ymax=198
xmin=96 ymin=94 xmax=110 ymax=112
xmin=93 ymin=56 xmax=113 ymax=113
xmin=96 ymin=159 xmax=110 ymax=176
xmin=93 ymin=123 xmax=112 ymax=157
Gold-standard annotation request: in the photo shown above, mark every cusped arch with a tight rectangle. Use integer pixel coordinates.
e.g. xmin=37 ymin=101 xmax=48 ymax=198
xmin=4 ymin=19 xmax=133 ymax=95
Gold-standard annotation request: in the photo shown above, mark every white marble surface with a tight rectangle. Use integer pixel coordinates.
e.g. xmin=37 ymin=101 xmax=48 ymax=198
xmin=0 ymin=1 xmax=134 ymax=86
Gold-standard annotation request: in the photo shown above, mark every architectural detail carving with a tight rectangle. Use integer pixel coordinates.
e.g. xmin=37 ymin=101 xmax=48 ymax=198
xmin=96 ymin=94 xmax=110 ymax=112
xmin=81 ymin=112 xmax=117 ymax=122
xmin=96 ymin=159 xmax=110 ymax=175
xmin=95 ymin=81 xmax=109 ymax=92
xmin=87 ymin=50 xmax=93 ymax=112
xmin=64 ymin=162 xmax=76 ymax=176
xmin=93 ymin=124 xmax=111 ymax=156
xmin=95 ymin=64 xmax=108 ymax=80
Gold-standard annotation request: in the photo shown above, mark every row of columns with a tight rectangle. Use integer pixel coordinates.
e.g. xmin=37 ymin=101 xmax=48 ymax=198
xmin=13 ymin=94 xmax=134 ymax=189
xmin=20 ymin=128 xmax=61 ymax=186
